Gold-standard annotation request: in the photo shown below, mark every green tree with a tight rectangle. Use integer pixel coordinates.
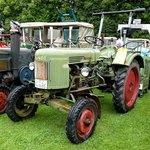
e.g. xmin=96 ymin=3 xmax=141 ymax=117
xmin=0 ymin=0 xmax=149 ymax=38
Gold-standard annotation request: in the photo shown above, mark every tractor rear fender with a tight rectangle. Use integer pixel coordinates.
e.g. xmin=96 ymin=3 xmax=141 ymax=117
xmin=80 ymin=93 xmax=101 ymax=118
xmin=125 ymin=54 xmax=144 ymax=68
xmin=112 ymin=47 xmax=144 ymax=68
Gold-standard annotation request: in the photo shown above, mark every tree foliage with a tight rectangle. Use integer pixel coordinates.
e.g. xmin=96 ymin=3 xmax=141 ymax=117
xmin=0 ymin=0 xmax=149 ymax=37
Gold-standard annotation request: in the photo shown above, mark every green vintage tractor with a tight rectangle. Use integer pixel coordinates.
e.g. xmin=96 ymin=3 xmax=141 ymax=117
xmin=6 ymin=8 xmax=148 ymax=144
xmin=117 ymin=23 xmax=150 ymax=96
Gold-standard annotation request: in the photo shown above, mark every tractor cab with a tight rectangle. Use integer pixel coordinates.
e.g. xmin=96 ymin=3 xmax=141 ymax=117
xmin=46 ymin=22 xmax=94 ymax=48
xmin=20 ymin=22 xmax=94 ymax=49
xmin=20 ymin=1 xmax=94 ymax=49
xmin=20 ymin=22 xmax=52 ymax=49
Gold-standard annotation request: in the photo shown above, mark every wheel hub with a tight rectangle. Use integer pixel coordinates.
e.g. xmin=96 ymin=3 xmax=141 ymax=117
xmin=84 ymin=118 xmax=91 ymax=125
xmin=129 ymin=83 xmax=133 ymax=92
xmin=125 ymin=66 xmax=139 ymax=107
xmin=77 ymin=108 xmax=95 ymax=137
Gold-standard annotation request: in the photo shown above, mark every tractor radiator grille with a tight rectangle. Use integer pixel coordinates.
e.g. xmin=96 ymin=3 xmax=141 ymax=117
xmin=35 ymin=62 xmax=48 ymax=80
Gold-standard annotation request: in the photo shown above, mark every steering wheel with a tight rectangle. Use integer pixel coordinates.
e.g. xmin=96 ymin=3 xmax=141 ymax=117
xmin=84 ymin=36 xmax=104 ymax=46
xmin=28 ymin=38 xmax=43 ymax=51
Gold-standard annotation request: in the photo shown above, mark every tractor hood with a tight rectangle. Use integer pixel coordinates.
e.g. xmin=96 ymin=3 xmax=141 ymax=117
xmin=34 ymin=47 xmax=101 ymax=89
xmin=98 ymin=46 xmax=117 ymax=59
xmin=35 ymin=47 xmax=100 ymax=64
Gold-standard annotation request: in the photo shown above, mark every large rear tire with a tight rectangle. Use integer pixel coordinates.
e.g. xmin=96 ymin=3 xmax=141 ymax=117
xmin=6 ymin=85 xmax=38 ymax=122
xmin=112 ymin=60 xmax=140 ymax=113
xmin=0 ymin=84 xmax=11 ymax=114
xmin=66 ymin=97 xmax=99 ymax=144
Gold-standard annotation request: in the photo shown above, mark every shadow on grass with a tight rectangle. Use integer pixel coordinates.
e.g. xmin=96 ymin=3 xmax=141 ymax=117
xmin=94 ymin=89 xmax=118 ymax=115
xmin=29 ymin=105 xmax=67 ymax=128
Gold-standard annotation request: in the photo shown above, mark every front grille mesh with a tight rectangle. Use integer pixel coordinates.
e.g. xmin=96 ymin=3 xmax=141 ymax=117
xmin=35 ymin=62 xmax=48 ymax=80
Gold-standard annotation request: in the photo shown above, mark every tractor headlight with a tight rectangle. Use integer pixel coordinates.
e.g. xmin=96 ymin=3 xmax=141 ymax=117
xmin=81 ymin=67 xmax=90 ymax=77
xmin=29 ymin=62 xmax=35 ymax=70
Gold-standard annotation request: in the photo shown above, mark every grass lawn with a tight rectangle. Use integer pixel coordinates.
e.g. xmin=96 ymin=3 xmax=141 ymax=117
xmin=0 ymin=90 xmax=150 ymax=150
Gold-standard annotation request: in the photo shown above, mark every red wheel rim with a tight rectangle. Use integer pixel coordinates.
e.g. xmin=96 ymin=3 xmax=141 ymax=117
xmin=77 ymin=107 xmax=95 ymax=138
xmin=124 ymin=66 xmax=139 ymax=107
xmin=0 ymin=91 xmax=7 ymax=112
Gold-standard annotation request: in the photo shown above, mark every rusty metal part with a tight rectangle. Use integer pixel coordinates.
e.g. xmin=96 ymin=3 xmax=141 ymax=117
xmin=46 ymin=99 xmax=71 ymax=112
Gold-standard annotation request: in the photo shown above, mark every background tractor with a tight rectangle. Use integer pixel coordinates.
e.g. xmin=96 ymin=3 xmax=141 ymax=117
xmin=0 ymin=21 xmax=35 ymax=114
xmin=117 ymin=23 xmax=150 ymax=96
xmin=89 ymin=8 xmax=147 ymax=112
xmin=0 ymin=34 xmax=10 ymax=48
xmin=0 ymin=27 xmax=10 ymax=48
xmin=0 ymin=21 xmax=53 ymax=114
xmin=6 ymin=8 xmax=147 ymax=144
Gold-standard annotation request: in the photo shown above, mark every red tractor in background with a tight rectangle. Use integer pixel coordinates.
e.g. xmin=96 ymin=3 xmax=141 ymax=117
xmin=0 ymin=34 xmax=10 ymax=48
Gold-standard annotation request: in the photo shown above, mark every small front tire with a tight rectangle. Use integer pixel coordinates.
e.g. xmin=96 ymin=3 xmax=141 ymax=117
xmin=6 ymin=85 xmax=38 ymax=122
xmin=66 ymin=97 xmax=99 ymax=144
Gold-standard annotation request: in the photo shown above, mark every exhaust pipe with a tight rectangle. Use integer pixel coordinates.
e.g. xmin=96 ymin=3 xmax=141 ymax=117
xmin=10 ymin=21 xmax=21 ymax=78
